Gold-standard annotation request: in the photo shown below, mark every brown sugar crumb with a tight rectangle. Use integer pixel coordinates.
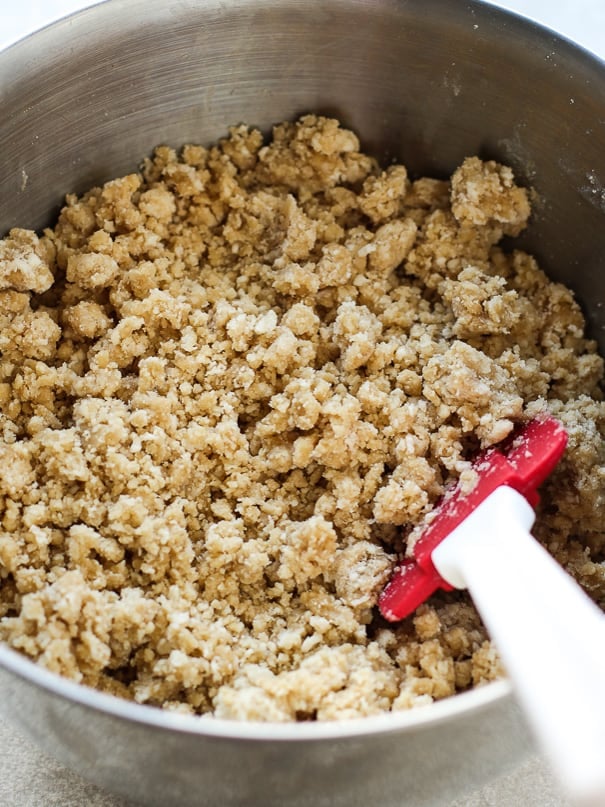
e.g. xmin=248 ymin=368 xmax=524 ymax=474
xmin=0 ymin=114 xmax=604 ymax=721
xmin=0 ymin=229 xmax=55 ymax=293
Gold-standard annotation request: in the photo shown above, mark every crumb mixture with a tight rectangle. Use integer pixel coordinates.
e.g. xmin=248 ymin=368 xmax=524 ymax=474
xmin=0 ymin=115 xmax=604 ymax=721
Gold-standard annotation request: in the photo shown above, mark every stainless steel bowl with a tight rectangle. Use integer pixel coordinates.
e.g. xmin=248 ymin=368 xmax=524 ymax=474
xmin=1 ymin=1 xmax=604 ymax=805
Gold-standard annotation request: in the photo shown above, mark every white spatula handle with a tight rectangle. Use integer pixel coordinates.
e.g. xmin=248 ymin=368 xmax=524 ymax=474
xmin=432 ymin=485 xmax=605 ymax=806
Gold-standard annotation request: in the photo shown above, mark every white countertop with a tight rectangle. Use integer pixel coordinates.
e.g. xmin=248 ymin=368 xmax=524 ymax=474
xmin=0 ymin=2 xmax=602 ymax=806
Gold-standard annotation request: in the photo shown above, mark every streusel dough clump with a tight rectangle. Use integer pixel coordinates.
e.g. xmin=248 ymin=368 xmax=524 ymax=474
xmin=0 ymin=116 xmax=604 ymax=720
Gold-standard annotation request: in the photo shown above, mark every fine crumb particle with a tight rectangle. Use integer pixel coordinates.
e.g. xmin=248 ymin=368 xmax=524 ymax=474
xmin=0 ymin=114 xmax=603 ymax=722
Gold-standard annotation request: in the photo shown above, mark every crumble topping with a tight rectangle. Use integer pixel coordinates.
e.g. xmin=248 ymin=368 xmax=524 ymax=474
xmin=0 ymin=115 xmax=603 ymax=721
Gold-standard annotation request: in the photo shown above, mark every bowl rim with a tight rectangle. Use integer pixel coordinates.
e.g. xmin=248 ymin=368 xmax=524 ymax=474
xmin=2 ymin=0 xmax=605 ymax=74
xmin=0 ymin=642 xmax=513 ymax=740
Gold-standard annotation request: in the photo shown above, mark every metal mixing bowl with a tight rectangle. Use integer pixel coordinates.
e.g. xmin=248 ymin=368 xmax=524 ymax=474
xmin=1 ymin=1 xmax=604 ymax=805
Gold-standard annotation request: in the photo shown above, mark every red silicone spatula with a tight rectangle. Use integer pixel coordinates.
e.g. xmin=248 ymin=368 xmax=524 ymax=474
xmin=380 ymin=414 xmax=568 ymax=621
xmin=379 ymin=414 xmax=605 ymax=806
